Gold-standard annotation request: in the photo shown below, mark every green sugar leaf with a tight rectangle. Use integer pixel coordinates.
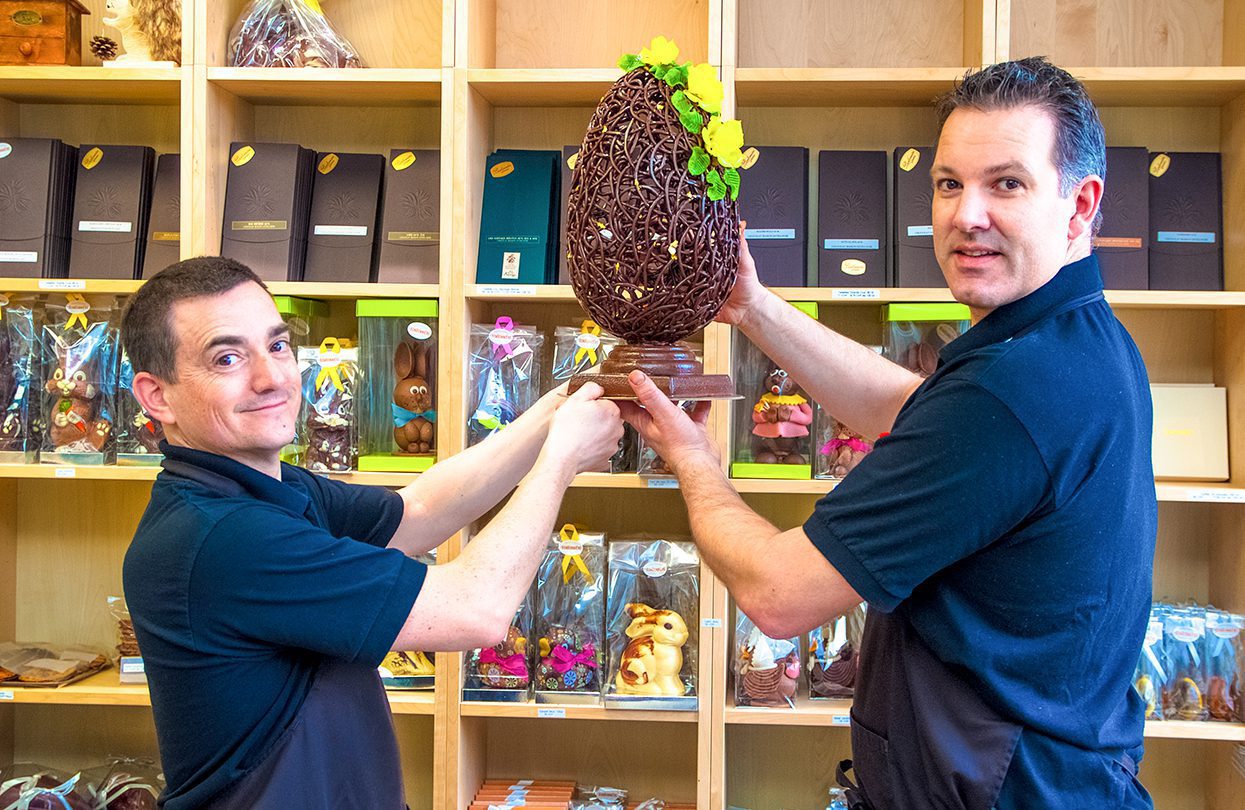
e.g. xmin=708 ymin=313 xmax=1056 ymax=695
xmin=618 ymin=53 xmax=643 ymax=71
xmin=688 ymin=146 xmax=711 ymax=176
xmin=723 ymin=167 xmax=741 ymax=200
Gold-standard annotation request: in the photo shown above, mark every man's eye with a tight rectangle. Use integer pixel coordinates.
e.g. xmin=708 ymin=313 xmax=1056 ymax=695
xmin=216 ymin=354 xmax=240 ymax=367
xmin=271 ymin=340 xmax=290 ymax=353
xmin=999 ymin=178 xmax=1022 ymax=191
xmin=935 ymin=178 xmax=959 ymax=191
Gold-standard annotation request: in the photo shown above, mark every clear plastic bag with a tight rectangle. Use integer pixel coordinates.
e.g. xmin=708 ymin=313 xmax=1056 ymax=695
xmin=108 ymin=595 xmax=140 ymax=662
xmin=298 ymin=340 xmax=360 ymax=472
xmin=116 ymin=350 xmax=165 ymax=465
xmin=81 ymin=758 xmax=164 ymax=810
xmin=227 ymin=0 xmax=364 ymax=68
xmin=605 ymin=539 xmax=699 ymax=704
xmin=533 ymin=525 xmax=606 ymax=697
xmin=465 ymin=595 xmax=533 ymax=696
xmin=0 ymin=764 xmax=93 ymax=810
xmin=1133 ymin=604 xmax=1166 ymax=721
xmin=550 ymin=321 xmax=631 ymax=472
xmin=733 ymin=608 xmax=799 ymax=708
xmin=466 ymin=318 xmax=544 ymax=447
xmin=1161 ymin=606 xmax=1207 ymax=721
xmin=39 ymin=296 xmax=119 ymax=465
xmin=1204 ymin=608 xmax=1243 ymax=721
xmin=814 ymin=407 xmax=873 ymax=480
xmin=0 ymin=294 xmax=41 ymax=463
xmin=0 ymin=641 xmax=108 ymax=686
xmin=808 ymin=603 xmax=866 ymax=699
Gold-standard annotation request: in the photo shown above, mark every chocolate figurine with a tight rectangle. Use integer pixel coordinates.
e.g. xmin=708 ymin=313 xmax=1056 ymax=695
xmin=392 ymin=342 xmax=434 ymax=454
xmin=476 ymin=625 xmax=530 ymax=689
xmin=615 ymin=603 xmax=688 ymax=696
xmin=45 ymin=348 xmax=111 ymax=453
xmin=818 ymin=420 xmax=872 ymax=479
xmin=751 ymin=368 xmax=813 ymax=464
xmin=303 ymin=346 xmax=357 ymax=472
xmin=737 ymin=627 xmax=799 ymax=708
xmin=536 ymin=625 xmax=598 ymax=692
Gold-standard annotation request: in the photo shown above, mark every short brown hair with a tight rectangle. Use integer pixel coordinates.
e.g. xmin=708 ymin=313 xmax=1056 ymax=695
xmin=935 ymin=57 xmax=1106 ymax=232
xmin=122 ymin=256 xmax=267 ymax=381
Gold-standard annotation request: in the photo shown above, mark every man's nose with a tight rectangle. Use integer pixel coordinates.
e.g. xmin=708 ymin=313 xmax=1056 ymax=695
xmin=251 ymin=351 xmax=283 ymax=391
xmin=952 ymin=187 xmax=991 ymax=232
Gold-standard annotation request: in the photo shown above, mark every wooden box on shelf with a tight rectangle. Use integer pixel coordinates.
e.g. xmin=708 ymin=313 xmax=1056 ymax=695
xmin=0 ymin=0 xmax=89 ymax=65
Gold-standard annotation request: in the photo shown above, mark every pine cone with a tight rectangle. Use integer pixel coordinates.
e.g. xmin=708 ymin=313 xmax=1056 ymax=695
xmin=90 ymin=36 xmax=119 ymax=61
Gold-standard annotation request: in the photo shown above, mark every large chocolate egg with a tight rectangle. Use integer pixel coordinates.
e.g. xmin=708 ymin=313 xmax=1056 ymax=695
xmin=566 ymin=68 xmax=740 ymax=344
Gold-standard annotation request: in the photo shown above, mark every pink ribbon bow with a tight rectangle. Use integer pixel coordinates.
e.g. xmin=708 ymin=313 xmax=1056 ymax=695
xmin=546 ymin=643 xmax=597 ymax=674
xmin=479 ymin=647 xmax=527 ymax=676
xmin=820 ymin=437 xmax=872 ymax=455
xmin=492 ymin=316 xmax=516 ymax=361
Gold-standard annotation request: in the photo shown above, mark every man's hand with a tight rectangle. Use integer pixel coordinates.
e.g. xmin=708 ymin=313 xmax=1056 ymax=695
xmin=540 ymin=382 xmax=624 ymax=475
xmin=716 ymin=223 xmax=769 ymax=328
xmin=618 ymin=371 xmax=718 ymax=474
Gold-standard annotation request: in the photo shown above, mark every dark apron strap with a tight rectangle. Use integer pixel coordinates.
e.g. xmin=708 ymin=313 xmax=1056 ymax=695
xmin=835 ymin=760 xmax=873 ymax=810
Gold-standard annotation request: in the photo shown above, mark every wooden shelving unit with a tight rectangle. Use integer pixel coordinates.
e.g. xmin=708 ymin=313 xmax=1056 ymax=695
xmin=1 ymin=0 xmax=1243 ymax=808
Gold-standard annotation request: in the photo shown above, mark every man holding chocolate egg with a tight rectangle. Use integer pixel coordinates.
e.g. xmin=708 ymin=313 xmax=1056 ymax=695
xmin=120 ymin=256 xmax=623 ymax=809
xmin=625 ymin=57 xmax=1155 ymax=809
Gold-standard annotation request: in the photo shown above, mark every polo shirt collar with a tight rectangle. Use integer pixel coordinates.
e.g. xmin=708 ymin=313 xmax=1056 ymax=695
xmin=159 ymin=441 xmax=311 ymax=516
xmin=940 ymin=254 xmax=1105 ymax=364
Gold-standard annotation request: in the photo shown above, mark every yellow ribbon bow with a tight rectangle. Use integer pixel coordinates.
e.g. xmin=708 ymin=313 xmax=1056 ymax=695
xmin=315 ymin=337 xmax=345 ymax=392
xmin=559 ymin=524 xmax=591 ymax=584
xmin=65 ymin=293 xmax=89 ymax=330
xmin=574 ymin=320 xmax=602 ymax=366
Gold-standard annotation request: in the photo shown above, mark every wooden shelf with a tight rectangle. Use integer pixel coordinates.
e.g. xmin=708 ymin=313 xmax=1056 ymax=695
xmin=0 ymin=668 xmax=435 ymax=715
xmin=207 ymin=67 xmax=441 ymax=106
xmin=460 ymin=700 xmax=698 ymax=723
xmin=1 ymin=464 xmax=1239 ymax=504
xmin=466 ymin=69 xmax=622 ymax=106
xmin=0 ymin=66 xmax=183 ymax=104
xmin=1071 ymin=67 xmax=1245 ymax=106
xmin=735 ymin=67 xmax=969 ymax=106
xmin=0 ymin=279 xmax=440 ymax=300
xmin=724 ymin=699 xmax=1245 ymax=740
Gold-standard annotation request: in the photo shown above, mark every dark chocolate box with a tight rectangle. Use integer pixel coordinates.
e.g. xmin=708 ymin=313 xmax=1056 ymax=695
xmin=818 ymin=150 xmax=888 ymax=287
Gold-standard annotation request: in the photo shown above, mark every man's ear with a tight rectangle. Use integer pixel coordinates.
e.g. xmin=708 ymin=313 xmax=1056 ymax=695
xmin=132 ymin=370 xmax=175 ymax=426
xmin=1067 ymin=173 xmax=1104 ymax=244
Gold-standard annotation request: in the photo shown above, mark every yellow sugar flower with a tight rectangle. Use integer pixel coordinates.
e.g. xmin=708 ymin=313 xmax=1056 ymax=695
xmin=640 ymin=36 xmax=679 ymax=66
xmin=685 ymin=63 xmax=723 ymax=114
xmin=703 ymin=118 xmax=745 ymax=168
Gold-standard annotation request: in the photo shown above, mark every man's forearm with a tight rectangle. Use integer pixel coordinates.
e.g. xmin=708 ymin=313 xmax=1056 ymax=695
xmin=391 ymin=399 xmax=555 ymax=553
xmin=673 ymin=453 xmax=781 ymax=607
xmin=739 ymin=289 xmax=921 ymax=438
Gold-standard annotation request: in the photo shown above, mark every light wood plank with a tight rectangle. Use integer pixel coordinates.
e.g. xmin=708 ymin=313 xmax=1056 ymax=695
xmin=1009 ymin=0 xmax=1224 ymax=67
xmin=736 ymin=0 xmax=967 ymax=69
xmin=0 ymin=67 xmax=183 ymax=104
xmin=466 ymin=69 xmax=621 ymax=105
xmin=460 ymin=702 xmax=697 ymax=723
xmin=207 ymin=67 xmax=441 ymax=105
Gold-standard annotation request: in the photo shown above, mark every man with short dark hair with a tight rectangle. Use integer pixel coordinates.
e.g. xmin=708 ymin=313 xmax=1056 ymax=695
xmin=623 ymin=58 xmax=1156 ymax=807
xmin=122 ymin=256 xmax=623 ymax=809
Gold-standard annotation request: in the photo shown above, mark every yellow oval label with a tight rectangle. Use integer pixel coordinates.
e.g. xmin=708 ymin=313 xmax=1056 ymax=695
xmin=317 ymin=153 xmax=339 ymax=174
xmin=1149 ymin=153 xmax=1171 ymax=177
xmin=899 ymin=148 xmax=921 ymax=172
xmin=231 ymin=146 xmax=255 ymax=167
xmin=741 ymin=147 xmax=760 ymax=170
xmin=392 ymin=151 xmax=416 ymax=171
xmin=840 ymin=259 xmax=867 ymax=276
xmin=566 ymin=151 xmax=579 ymax=171
xmin=81 ymin=147 xmax=103 ymax=170
xmin=490 ymin=161 xmax=515 ymax=179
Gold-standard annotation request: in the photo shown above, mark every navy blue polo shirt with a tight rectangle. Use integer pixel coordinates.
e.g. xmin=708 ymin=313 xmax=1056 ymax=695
xmin=805 ymin=254 xmax=1156 ymax=806
xmin=123 ymin=443 xmax=425 ymax=809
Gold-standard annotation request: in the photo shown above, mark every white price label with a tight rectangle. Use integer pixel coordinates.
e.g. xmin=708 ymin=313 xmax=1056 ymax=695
xmin=646 ymin=477 xmax=679 ymax=489
xmin=0 ymin=690 xmax=12 ymax=700
xmin=313 ymin=224 xmax=368 ymax=236
xmin=1188 ymin=489 xmax=1245 ymax=503
xmin=701 ymin=618 xmax=723 ymax=629
xmin=54 ymin=467 xmax=77 ymax=478
xmin=831 ymin=289 xmax=880 ymax=300
xmin=537 ymin=707 xmax=566 ymax=719
xmin=477 ymin=285 xmax=536 ymax=297
xmin=38 ymin=279 xmax=86 ymax=291
xmin=832 ymin=714 xmax=851 ymax=726
xmin=78 ymin=220 xmax=133 ymax=233
xmin=0 ymin=251 xmax=37 ymax=263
